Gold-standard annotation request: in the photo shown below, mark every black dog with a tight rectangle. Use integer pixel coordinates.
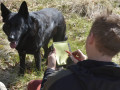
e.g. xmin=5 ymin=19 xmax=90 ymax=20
xmin=1 ymin=1 xmax=67 ymax=74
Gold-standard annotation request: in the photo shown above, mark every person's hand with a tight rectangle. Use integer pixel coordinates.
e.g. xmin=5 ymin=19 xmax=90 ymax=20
xmin=70 ymin=49 xmax=87 ymax=64
xmin=47 ymin=48 xmax=57 ymax=70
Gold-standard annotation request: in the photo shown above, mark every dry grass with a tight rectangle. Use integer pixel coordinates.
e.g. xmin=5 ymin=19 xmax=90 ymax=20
xmin=0 ymin=0 xmax=120 ymax=20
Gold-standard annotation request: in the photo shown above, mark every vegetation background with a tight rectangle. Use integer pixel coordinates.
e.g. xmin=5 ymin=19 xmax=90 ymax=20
xmin=0 ymin=0 xmax=120 ymax=89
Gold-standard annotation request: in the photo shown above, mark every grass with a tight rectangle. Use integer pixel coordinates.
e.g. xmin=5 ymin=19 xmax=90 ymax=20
xmin=66 ymin=14 xmax=92 ymax=53
xmin=0 ymin=0 xmax=120 ymax=89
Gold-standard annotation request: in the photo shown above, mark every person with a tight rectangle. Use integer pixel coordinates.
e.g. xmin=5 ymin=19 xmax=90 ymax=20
xmin=28 ymin=13 xmax=120 ymax=90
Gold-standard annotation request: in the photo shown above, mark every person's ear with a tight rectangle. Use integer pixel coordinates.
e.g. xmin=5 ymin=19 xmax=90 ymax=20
xmin=88 ymin=32 xmax=94 ymax=44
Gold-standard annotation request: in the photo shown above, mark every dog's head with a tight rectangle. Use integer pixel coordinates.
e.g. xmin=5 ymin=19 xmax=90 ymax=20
xmin=1 ymin=1 xmax=29 ymax=48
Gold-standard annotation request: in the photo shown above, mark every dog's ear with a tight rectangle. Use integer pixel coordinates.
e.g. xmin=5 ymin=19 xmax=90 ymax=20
xmin=1 ymin=3 xmax=11 ymax=22
xmin=18 ymin=1 xmax=29 ymax=18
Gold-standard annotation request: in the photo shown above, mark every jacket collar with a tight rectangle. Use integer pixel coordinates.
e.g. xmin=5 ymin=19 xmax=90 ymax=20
xmin=69 ymin=59 xmax=120 ymax=78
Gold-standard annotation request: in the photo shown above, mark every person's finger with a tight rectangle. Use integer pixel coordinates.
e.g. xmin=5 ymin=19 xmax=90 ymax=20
xmin=70 ymin=55 xmax=78 ymax=63
xmin=48 ymin=51 xmax=52 ymax=56
xmin=72 ymin=50 xmax=80 ymax=55
xmin=68 ymin=54 xmax=72 ymax=57
xmin=72 ymin=49 xmax=83 ymax=57
xmin=53 ymin=48 xmax=56 ymax=54
xmin=48 ymin=48 xmax=56 ymax=56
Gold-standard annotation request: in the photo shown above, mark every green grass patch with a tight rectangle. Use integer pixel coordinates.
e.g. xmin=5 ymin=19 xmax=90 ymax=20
xmin=66 ymin=13 xmax=92 ymax=54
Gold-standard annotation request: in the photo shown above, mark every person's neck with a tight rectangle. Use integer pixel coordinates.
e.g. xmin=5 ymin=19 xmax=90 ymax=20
xmin=88 ymin=54 xmax=112 ymax=62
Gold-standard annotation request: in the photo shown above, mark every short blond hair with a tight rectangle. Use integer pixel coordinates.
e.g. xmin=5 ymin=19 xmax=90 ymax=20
xmin=90 ymin=14 xmax=120 ymax=56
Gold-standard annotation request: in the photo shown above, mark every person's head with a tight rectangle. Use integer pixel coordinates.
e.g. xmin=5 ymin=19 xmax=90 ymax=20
xmin=86 ymin=14 xmax=120 ymax=58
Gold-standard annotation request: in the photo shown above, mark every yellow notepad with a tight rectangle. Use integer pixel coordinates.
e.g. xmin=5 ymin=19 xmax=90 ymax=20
xmin=53 ymin=41 xmax=70 ymax=65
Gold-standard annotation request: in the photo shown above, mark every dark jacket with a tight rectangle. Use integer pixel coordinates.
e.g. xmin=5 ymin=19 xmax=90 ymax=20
xmin=42 ymin=60 xmax=120 ymax=90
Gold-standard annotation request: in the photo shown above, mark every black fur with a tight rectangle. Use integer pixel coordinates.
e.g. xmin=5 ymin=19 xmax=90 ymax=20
xmin=1 ymin=1 xmax=67 ymax=75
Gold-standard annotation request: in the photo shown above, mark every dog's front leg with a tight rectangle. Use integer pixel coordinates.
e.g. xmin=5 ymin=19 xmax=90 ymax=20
xmin=18 ymin=52 xmax=26 ymax=75
xmin=43 ymin=44 xmax=49 ymax=59
xmin=34 ymin=50 xmax=41 ymax=71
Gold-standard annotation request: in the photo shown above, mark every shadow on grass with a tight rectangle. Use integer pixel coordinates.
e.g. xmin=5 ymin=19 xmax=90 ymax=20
xmin=0 ymin=60 xmax=45 ymax=90
xmin=0 ymin=64 xmax=19 ymax=88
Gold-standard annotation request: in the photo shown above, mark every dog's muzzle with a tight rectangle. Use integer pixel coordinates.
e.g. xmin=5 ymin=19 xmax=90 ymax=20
xmin=8 ymin=35 xmax=17 ymax=48
xmin=10 ymin=42 xmax=17 ymax=48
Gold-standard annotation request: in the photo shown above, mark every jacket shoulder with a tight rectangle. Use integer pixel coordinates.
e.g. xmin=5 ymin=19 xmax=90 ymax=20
xmin=42 ymin=69 xmax=72 ymax=90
